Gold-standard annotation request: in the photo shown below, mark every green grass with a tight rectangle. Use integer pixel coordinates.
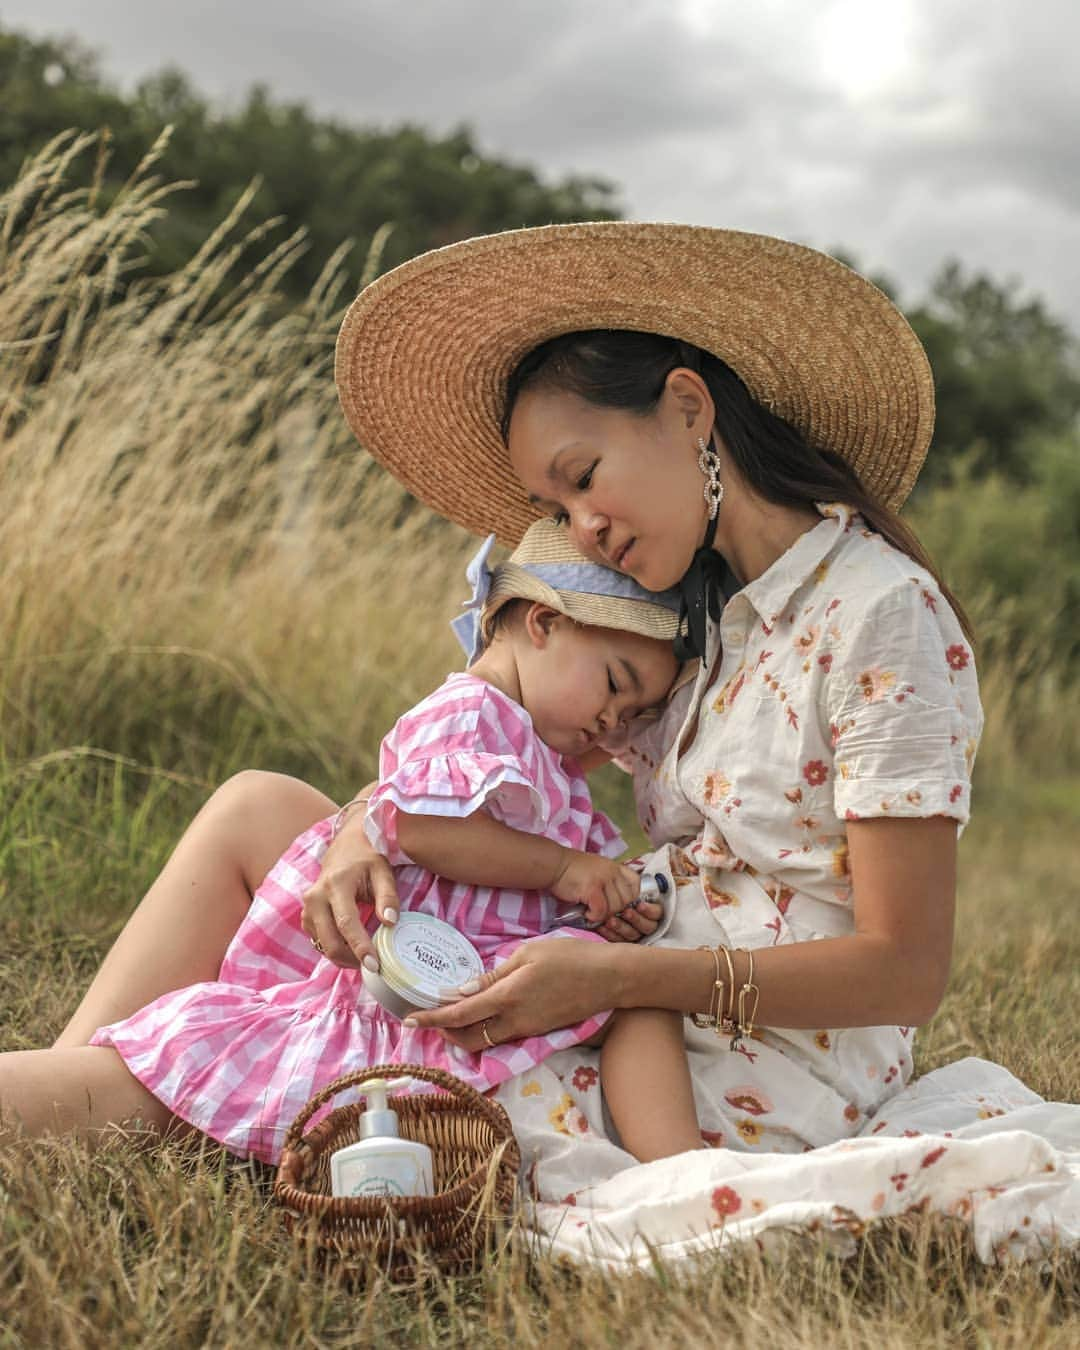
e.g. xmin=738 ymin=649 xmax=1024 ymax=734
xmin=1 ymin=760 xmax=1078 ymax=1346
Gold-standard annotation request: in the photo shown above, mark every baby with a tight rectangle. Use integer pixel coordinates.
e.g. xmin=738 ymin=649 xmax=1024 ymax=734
xmin=371 ymin=520 xmax=703 ymax=1160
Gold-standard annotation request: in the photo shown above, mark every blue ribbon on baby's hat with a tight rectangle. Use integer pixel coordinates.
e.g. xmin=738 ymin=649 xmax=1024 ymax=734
xmin=450 ymin=532 xmax=683 ymax=665
xmin=450 ymin=533 xmax=498 ymax=664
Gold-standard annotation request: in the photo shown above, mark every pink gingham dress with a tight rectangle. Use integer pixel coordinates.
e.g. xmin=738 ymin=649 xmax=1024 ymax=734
xmin=90 ymin=673 xmax=620 ymax=1163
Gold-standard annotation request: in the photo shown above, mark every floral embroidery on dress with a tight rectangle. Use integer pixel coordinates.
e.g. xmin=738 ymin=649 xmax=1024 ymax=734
xmin=724 ymin=1087 xmax=774 ymax=1116
xmin=549 ymin=1093 xmax=589 ymax=1137
xmin=699 ymin=837 xmax=736 ymax=868
xmin=856 ymin=667 xmax=897 ymax=703
xmin=703 ymin=770 xmax=733 ymax=806
xmin=711 ymin=1185 xmax=743 ymax=1218
xmin=712 ymin=668 xmax=747 ymax=714
xmin=670 ymin=845 xmax=701 ymax=878
xmin=704 ymin=877 xmax=740 ymax=908
xmin=795 ymin=625 xmax=820 ymax=655
xmin=803 ymin=759 xmax=829 ymax=786
xmin=766 ymin=881 xmax=794 ymax=913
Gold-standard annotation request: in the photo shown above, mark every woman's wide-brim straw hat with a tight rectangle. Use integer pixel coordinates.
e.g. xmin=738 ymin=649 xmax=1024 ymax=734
xmin=482 ymin=519 xmax=680 ymax=644
xmin=336 ymin=222 xmax=935 ymax=546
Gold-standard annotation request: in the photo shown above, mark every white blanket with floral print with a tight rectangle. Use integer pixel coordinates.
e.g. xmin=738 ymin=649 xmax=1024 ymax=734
xmin=497 ymin=1056 xmax=1080 ymax=1269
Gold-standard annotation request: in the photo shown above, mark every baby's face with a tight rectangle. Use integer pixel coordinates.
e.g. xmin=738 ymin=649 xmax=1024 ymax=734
xmin=524 ymin=620 xmax=679 ymax=759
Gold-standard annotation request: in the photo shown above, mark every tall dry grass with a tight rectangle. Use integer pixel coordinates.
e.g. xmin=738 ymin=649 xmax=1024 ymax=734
xmin=0 ymin=133 xmax=1077 ymax=1343
xmin=1 ymin=129 xmax=474 ymax=796
xmin=2 ymin=131 xmax=1077 ymax=798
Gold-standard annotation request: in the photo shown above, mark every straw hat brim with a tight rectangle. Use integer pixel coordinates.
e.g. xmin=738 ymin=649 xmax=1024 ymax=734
xmin=482 ymin=564 xmax=680 ymax=644
xmin=336 ymin=222 xmax=934 ymax=546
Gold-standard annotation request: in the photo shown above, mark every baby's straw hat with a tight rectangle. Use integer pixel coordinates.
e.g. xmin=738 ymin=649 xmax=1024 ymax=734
xmin=452 ymin=519 xmax=680 ymax=663
xmin=336 ymin=222 xmax=935 ymax=546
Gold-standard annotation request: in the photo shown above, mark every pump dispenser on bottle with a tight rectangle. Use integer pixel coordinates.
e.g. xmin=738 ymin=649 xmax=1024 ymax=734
xmin=329 ymin=1078 xmax=434 ymax=1199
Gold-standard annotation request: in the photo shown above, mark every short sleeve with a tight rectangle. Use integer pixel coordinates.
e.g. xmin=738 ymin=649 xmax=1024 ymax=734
xmin=825 ymin=580 xmax=983 ymax=828
xmin=363 ymin=678 xmax=550 ymax=866
xmin=365 ymin=752 xmax=548 ymax=865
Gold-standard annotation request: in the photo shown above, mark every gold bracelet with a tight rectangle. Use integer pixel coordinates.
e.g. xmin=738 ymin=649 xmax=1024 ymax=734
xmin=719 ymin=945 xmax=737 ymax=1023
xmin=331 ymin=793 xmax=371 ymax=839
xmin=730 ymin=947 xmax=761 ymax=1051
xmin=690 ymin=946 xmax=725 ymax=1030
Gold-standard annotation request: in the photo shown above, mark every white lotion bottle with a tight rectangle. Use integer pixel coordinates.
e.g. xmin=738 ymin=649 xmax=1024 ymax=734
xmin=329 ymin=1078 xmax=434 ymax=1199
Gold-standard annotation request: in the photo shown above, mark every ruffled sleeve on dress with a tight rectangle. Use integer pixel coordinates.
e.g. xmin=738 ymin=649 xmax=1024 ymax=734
xmin=364 ymin=677 xmax=551 ymax=866
xmin=825 ymin=581 xmax=983 ymax=828
xmin=365 ymin=752 xmax=549 ymax=864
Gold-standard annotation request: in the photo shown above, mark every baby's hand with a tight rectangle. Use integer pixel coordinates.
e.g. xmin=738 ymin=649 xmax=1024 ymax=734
xmin=550 ymin=850 xmax=640 ymax=923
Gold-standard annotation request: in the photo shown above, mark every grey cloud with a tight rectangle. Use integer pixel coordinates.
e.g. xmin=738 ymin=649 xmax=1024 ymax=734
xmin=2 ymin=0 xmax=1079 ymax=327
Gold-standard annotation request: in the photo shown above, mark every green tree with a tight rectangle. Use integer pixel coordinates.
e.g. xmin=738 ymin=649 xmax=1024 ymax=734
xmin=0 ymin=25 xmax=620 ymax=298
xmin=908 ymin=263 xmax=1080 ymax=487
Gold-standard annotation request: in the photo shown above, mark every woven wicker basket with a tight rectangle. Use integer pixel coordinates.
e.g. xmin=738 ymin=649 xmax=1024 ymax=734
xmin=273 ymin=1064 xmax=520 ymax=1275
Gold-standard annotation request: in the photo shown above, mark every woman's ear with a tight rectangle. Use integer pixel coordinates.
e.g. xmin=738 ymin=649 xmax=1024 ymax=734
xmin=523 ymin=603 xmax=562 ymax=649
xmin=665 ymin=367 xmax=715 ymax=438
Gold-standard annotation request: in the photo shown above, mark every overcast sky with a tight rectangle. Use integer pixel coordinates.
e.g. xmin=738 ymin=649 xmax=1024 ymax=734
xmin=5 ymin=0 xmax=1079 ymax=333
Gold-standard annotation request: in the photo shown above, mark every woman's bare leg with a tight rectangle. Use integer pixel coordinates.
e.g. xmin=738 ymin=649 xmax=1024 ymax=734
xmin=54 ymin=770 xmax=335 ymax=1048
xmin=0 ymin=1047 xmax=179 ymax=1140
xmin=600 ymin=1008 xmax=703 ymax=1162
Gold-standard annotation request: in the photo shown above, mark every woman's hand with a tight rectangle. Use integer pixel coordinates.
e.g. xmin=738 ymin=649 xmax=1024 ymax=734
xmin=403 ymin=939 xmax=630 ymax=1051
xmin=300 ymin=809 xmax=400 ymax=970
xmin=596 ymin=897 xmax=663 ymax=943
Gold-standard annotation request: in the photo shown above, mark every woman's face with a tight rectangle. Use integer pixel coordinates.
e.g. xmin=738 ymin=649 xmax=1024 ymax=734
xmin=507 ymin=375 xmax=712 ymax=593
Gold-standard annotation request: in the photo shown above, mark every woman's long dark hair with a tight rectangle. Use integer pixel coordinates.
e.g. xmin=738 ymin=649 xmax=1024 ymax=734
xmin=502 ymin=330 xmax=974 ymax=642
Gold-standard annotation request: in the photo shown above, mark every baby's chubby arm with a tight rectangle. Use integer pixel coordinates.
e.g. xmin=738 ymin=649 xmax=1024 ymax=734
xmin=393 ymin=810 xmax=639 ymax=923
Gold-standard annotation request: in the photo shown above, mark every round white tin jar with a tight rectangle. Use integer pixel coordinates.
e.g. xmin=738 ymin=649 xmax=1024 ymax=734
xmin=361 ymin=912 xmax=484 ymax=1021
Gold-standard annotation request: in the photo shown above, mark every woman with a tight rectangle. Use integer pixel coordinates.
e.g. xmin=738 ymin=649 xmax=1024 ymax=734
xmin=326 ymin=223 xmax=981 ymax=1173
xmin=4 ymin=225 xmax=1071 ymax=1265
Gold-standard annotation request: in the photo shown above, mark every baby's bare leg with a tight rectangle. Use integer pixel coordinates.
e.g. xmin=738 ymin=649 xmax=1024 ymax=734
xmin=600 ymin=1007 xmax=702 ymax=1161
xmin=54 ymin=771 xmax=334 ymax=1047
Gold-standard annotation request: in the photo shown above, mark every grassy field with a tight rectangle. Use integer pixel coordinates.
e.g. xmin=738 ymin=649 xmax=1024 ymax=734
xmin=1 ymin=779 xmax=1077 ymax=1347
xmin=1 ymin=135 xmax=1078 ymax=1345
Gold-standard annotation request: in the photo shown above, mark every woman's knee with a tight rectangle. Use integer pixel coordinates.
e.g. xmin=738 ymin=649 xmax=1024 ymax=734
xmin=205 ymin=770 xmax=333 ymax=828
xmin=204 ymin=770 xmax=336 ymax=894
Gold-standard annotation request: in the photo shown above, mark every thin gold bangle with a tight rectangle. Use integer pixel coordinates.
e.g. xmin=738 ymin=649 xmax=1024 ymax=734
xmin=731 ymin=947 xmax=760 ymax=1049
xmin=719 ymin=945 xmax=737 ymax=1022
xmin=331 ymin=793 xmax=371 ymax=838
xmin=690 ymin=946 xmax=724 ymax=1030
